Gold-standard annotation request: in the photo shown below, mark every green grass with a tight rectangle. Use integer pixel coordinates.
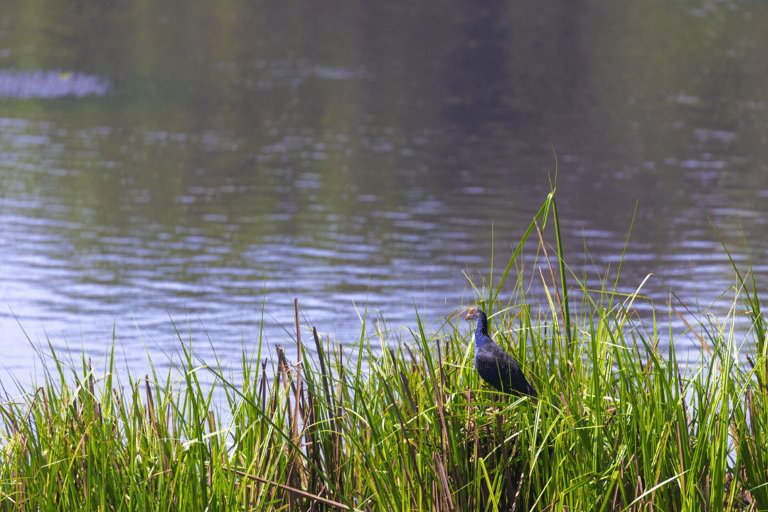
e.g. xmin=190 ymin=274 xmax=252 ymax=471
xmin=1 ymin=190 xmax=767 ymax=511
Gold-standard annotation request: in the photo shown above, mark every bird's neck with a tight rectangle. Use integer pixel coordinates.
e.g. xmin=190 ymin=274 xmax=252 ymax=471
xmin=474 ymin=318 xmax=489 ymax=348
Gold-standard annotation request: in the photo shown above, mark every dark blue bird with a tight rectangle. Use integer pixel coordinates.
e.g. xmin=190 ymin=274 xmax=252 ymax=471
xmin=466 ymin=309 xmax=537 ymax=398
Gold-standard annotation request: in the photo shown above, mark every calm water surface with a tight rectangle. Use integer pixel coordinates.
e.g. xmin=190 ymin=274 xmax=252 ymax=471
xmin=1 ymin=0 xmax=767 ymax=387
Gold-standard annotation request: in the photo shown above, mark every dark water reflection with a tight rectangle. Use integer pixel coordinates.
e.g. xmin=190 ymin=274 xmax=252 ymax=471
xmin=1 ymin=0 xmax=767 ymax=385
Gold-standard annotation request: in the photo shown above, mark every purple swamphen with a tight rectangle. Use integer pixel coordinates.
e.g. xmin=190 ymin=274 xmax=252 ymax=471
xmin=466 ymin=308 xmax=537 ymax=398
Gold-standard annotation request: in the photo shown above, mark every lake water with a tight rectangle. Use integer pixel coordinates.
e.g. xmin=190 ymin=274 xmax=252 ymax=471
xmin=1 ymin=0 xmax=767 ymax=387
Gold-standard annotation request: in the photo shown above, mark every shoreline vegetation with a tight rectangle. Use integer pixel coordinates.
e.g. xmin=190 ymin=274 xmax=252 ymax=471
xmin=2 ymin=191 xmax=767 ymax=511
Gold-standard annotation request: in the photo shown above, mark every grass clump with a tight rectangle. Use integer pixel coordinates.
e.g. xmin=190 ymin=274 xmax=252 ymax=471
xmin=1 ymin=191 xmax=767 ymax=511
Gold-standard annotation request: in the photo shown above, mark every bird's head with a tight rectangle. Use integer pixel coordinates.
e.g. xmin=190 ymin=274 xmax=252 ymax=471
xmin=465 ymin=308 xmax=489 ymax=331
xmin=465 ymin=307 xmax=490 ymax=344
xmin=464 ymin=308 xmax=486 ymax=322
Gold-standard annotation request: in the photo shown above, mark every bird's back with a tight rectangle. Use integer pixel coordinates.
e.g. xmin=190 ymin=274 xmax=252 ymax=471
xmin=474 ymin=340 xmax=537 ymax=398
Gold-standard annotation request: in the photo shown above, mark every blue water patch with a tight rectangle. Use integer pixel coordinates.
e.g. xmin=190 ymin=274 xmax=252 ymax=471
xmin=0 ymin=69 xmax=112 ymax=98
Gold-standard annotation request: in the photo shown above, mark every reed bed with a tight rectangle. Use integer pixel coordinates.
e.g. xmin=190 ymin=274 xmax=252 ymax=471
xmin=1 ymin=192 xmax=767 ymax=511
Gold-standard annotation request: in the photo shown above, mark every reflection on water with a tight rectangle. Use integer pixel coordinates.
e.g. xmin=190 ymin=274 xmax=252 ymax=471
xmin=0 ymin=70 xmax=112 ymax=98
xmin=1 ymin=0 xmax=767 ymax=386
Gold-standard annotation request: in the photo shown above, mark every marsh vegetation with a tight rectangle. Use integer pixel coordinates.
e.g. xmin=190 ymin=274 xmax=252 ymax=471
xmin=1 ymin=192 xmax=766 ymax=511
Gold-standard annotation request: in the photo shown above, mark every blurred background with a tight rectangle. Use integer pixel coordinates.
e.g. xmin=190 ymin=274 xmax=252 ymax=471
xmin=1 ymin=0 xmax=767 ymax=385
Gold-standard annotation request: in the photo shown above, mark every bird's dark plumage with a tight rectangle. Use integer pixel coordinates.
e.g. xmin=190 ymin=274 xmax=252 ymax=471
xmin=466 ymin=309 xmax=537 ymax=398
